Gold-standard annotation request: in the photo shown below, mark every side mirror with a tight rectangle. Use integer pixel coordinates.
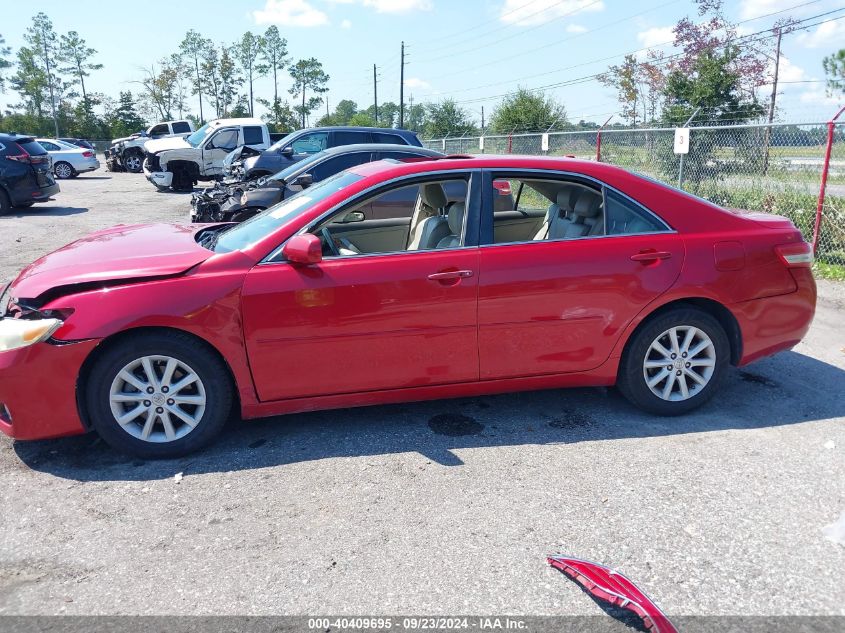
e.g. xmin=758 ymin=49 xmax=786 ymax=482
xmin=283 ymin=234 xmax=322 ymax=265
xmin=280 ymin=146 xmax=294 ymax=157
xmin=293 ymin=173 xmax=313 ymax=188
xmin=341 ymin=211 xmax=365 ymax=223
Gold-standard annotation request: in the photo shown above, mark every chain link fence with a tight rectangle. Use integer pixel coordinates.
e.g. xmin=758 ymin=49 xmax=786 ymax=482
xmin=424 ymin=121 xmax=845 ymax=278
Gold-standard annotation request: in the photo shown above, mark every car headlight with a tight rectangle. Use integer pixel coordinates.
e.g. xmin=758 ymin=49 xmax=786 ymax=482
xmin=0 ymin=318 xmax=63 ymax=352
xmin=241 ymin=193 xmax=249 ymax=205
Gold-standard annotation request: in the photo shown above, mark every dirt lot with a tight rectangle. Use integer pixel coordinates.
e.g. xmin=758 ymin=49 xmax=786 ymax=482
xmin=0 ymin=172 xmax=843 ymax=617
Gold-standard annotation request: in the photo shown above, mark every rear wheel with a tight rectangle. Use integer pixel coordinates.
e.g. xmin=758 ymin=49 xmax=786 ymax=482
xmin=86 ymin=331 xmax=233 ymax=458
xmin=14 ymin=202 xmax=35 ymax=209
xmin=124 ymin=151 xmax=144 ymax=173
xmin=0 ymin=190 xmax=10 ymax=215
xmin=54 ymin=161 xmax=75 ymax=180
xmin=617 ymin=308 xmax=729 ymax=416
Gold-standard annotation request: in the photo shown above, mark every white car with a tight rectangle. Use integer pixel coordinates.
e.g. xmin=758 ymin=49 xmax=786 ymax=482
xmin=36 ymin=138 xmax=101 ymax=180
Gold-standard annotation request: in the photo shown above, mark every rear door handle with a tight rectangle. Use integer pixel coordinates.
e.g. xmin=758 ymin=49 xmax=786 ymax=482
xmin=427 ymin=270 xmax=474 ymax=281
xmin=630 ymin=251 xmax=672 ymax=262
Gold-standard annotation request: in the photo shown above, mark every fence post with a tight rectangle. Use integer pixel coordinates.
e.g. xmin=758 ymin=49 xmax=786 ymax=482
xmin=595 ymin=115 xmax=613 ymax=162
xmin=507 ymin=135 xmax=513 ymax=154
xmin=813 ymin=105 xmax=845 ymax=254
xmin=677 ymin=108 xmax=701 ymax=190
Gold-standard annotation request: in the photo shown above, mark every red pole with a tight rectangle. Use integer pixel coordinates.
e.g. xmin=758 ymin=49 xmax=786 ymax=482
xmin=507 ymin=134 xmax=513 ymax=154
xmin=813 ymin=105 xmax=845 ymax=254
xmin=595 ymin=114 xmax=614 ymax=162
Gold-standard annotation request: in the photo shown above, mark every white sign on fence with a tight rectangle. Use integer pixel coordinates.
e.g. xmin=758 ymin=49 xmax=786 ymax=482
xmin=541 ymin=133 xmax=550 ymax=152
xmin=674 ymin=128 xmax=690 ymax=154
xmin=479 ymin=137 xmax=485 ymax=151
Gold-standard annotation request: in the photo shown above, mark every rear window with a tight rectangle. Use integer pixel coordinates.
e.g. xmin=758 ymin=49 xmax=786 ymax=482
xmin=172 ymin=121 xmax=191 ymax=133
xmin=373 ymin=132 xmax=406 ymax=145
xmin=18 ymin=140 xmax=47 ymax=155
xmin=243 ymin=126 xmax=264 ymax=145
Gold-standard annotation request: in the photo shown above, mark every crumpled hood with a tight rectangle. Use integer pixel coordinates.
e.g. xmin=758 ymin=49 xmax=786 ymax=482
xmin=144 ymin=136 xmax=191 ymax=154
xmin=10 ymin=223 xmax=213 ymax=301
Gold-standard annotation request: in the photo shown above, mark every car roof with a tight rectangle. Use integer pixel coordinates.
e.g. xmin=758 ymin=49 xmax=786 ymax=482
xmin=0 ymin=133 xmax=35 ymax=142
xmin=319 ymin=143 xmax=441 ymax=155
xmin=294 ymin=126 xmax=419 ymax=136
xmin=209 ymin=117 xmax=263 ymax=127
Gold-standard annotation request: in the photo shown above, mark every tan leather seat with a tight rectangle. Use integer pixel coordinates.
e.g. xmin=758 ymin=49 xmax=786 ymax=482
xmin=408 ymin=183 xmax=450 ymax=250
xmin=435 ymin=202 xmax=465 ymax=249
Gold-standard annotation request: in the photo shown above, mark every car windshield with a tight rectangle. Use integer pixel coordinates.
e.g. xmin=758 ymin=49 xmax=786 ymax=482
xmin=186 ymin=124 xmax=211 ymax=148
xmin=211 ymin=171 xmax=364 ymax=254
xmin=268 ymin=151 xmax=327 ymax=182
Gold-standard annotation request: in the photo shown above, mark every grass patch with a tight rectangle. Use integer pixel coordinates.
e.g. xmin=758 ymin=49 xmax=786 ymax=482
xmin=814 ymin=261 xmax=845 ymax=281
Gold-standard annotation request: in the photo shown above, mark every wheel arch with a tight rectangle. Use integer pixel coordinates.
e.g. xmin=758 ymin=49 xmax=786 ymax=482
xmin=619 ymin=297 xmax=742 ymax=370
xmin=166 ymin=159 xmax=201 ymax=179
xmin=76 ymin=325 xmax=241 ymax=430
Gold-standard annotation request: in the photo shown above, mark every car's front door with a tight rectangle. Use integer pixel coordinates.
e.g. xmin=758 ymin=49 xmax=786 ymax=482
xmin=241 ymin=171 xmax=482 ymax=402
xmin=202 ymin=128 xmax=239 ymax=177
xmin=477 ymin=170 xmax=684 ymax=380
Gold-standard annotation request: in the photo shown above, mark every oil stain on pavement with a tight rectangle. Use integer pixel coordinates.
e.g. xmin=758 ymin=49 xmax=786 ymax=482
xmin=428 ymin=413 xmax=484 ymax=437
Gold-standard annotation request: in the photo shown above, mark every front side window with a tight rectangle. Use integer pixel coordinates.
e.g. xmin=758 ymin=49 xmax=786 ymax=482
xmin=149 ymin=123 xmax=169 ymax=137
xmin=309 ymin=152 xmax=372 ymax=181
xmin=307 ymin=176 xmax=469 ymax=258
xmin=291 ymin=132 xmax=328 ymax=154
xmin=207 ymin=129 xmax=239 ymax=151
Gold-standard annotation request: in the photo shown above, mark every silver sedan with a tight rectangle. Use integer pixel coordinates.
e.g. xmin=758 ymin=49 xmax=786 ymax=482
xmin=36 ymin=138 xmax=101 ymax=179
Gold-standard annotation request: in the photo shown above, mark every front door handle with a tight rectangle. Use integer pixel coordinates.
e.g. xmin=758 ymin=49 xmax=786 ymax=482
xmin=427 ymin=270 xmax=474 ymax=281
xmin=630 ymin=250 xmax=672 ymax=262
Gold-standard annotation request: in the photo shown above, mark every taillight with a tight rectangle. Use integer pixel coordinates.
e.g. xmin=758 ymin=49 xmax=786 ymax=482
xmin=82 ymin=151 xmax=94 ymax=158
xmin=6 ymin=144 xmax=31 ymax=163
xmin=775 ymin=242 xmax=814 ymax=268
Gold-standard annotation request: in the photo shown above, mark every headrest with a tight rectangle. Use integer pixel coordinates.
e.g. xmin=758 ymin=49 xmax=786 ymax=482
xmin=421 ymin=183 xmax=447 ymax=209
xmin=574 ymin=192 xmax=602 ymax=218
xmin=447 ymin=202 xmax=465 ymax=235
xmin=556 ymin=186 xmax=579 ymax=210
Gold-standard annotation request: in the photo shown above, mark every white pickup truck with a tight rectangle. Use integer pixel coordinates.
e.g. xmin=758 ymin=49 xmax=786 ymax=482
xmin=108 ymin=120 xmax=194 ymax=173
xmin=142 ymin=118 xmax=272 ymax=191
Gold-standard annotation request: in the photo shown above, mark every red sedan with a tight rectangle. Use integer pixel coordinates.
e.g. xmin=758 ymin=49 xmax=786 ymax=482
xmin=0 ymin=156 xmax=816 ymax=457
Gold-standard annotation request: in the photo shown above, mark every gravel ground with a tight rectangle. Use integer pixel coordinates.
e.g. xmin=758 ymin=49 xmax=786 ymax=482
xmin=0 ymin=172 xmax=843 ymax=617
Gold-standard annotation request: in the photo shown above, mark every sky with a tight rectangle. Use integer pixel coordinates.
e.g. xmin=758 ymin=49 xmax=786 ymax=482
xmin=1 ymin=0 xmax=844 ymax=130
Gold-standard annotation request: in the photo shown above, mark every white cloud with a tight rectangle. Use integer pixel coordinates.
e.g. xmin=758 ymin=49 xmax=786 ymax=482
xmin=500 ymin=0 xmax=604 ymax=27
xmin=795 ymin=20 xmax=845 ymax=49
xmin=253 ymin=0 xmax=329 ymax=26
xmin=341 ymin=18 xmax=352 ymax=28
xmin=777 ymin=56 xmax=805 ymax=83
xmin=799 ymin=88 xmax=842 ymax=106
xmin=739 ymin=0 xmax=800 ymax=21
xmin=403 ymin=77 xmax=431 ymax=90
xmin=636 ymin=26 xmax=674 ymax=49
xmin=566 ymin=24 xmax=588 ymax=33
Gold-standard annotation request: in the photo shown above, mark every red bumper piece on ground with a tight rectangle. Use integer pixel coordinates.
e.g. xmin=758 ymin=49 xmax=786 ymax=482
xmin=548 ymin=556 xmax=678 ymax=633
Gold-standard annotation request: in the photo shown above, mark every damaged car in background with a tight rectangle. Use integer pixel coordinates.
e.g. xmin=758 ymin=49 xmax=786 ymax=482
xmin=105 ymin=119 xmax=194 ymax=173
xmin=191 ymin=144 xmax=444 ymax=223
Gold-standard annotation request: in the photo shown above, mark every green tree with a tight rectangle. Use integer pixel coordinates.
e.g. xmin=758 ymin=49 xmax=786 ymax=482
xmin=180 ymin=30 xmax=212 ymax=124
xmin=58 ymin=30 xmax=102 ymax=107
xmin=261 ymin=26 xmax=288 ymax=105
xmin=317 ymin=99 xmax=359 ymax=126
xmin=106 ymin=91 xmax=147 ymax=138
xmin=0 ymin=34 xmax=10 ymax=92
xmin=365 ymin=101 xmax=399 ymax=128
xmin=404 ymin=100 xmax=426 ymax=133
xmin=598 ymin=56 xmax=641 ymax=127
xmin=424 ymin=99 xmax=476 ymax=138
xmin=10 ymin=46 xmax=50 ymax=119
xmin=489 ymin=88 xmax=567 ymax=134
xmin=823 ymin=49 xmax=845 ymax=96
xmin=289 ymin=58 xmax=329 ymax=127
xmin=258 ymin=97 xmax=298 ymax=133
xmin=136 ymin=57 xmax=183 ymax=121
xmin=22 ymin=12 xmax=63 ymax=136
xmin=234 ymin=32 xmax=266 ymax=116
xmin=349 ymin=111 xmax=376 ymax=127
xmin=218 ymin=46 xmax=242 ymax=117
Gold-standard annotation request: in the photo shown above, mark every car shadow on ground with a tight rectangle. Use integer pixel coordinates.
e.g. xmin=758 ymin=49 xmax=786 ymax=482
xmin=13 ymin=350 xmax=845 ymax=482
xmin=4 ymin=206 xmax=88 ymax=218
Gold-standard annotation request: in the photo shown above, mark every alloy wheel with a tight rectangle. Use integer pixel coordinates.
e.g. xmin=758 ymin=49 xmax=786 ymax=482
xmin=109 ymin=355 xmax=207 ymax=443
xmin=125 ymin=155 xmax=142 ymax=171
xmin=642 ymin=326 xmax=716 ymax=402
xmin=54 ymin=162 xmax=73 ymax=179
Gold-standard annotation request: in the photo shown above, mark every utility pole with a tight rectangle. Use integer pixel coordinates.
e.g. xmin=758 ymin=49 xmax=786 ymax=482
xmin=373 ymin=64 xmax=379 ymax=123
xmin=763 ymin=26 xmax=783 ymax=175
xmin=481 ymin=106 xmax=485 ymax=134
xmin=399 ymin=41 xmax=406 ymax=128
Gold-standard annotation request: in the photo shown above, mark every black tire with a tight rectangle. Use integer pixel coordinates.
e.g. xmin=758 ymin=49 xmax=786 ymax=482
xmin=0 ymin=189 xmax=10 ymax=215
xmin=85 ymin=330 xmax=233 ymax=458
xmin=616 ymin=307 xmax=730 ymax=416
xmin=171 ymin=167 xmax=194 ymax=192
xmin=54 ymin=161 xmax=75 ymax=180
xmin=124 ymin=151 xmax=144 ymax=173
xmin=14 ymin=202 xmax=35 ymax=209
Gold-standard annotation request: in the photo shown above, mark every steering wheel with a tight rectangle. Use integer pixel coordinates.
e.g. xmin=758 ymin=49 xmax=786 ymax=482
xmin=320 ymin=227 xmax=341 ymax=256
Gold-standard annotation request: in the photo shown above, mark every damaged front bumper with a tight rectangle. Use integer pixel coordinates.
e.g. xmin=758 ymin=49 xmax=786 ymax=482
xmin=143 ymin=164 xmax=172 ymax=189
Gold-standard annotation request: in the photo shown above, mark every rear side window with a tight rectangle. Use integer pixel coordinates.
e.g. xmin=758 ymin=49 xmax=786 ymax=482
xmin=243 ymin=126 xmax=264 ymax=145
xmin=172 ymin=121 xmax=191 ymax=133
xmin=373 ymin=132 xmax=406 ymax=145
xmin=604 ymin=189 xmax=668 ymax=235
xmin=310 ymin=152 xmax=372 ymax=180
xmin=332 ymin=131 xmax=371 ymax=146
xmin=19 ymin=141 xmax=47 ymax=155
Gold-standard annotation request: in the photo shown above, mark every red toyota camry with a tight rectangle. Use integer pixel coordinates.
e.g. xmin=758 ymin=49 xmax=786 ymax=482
xmin=0 ymin=156 xmax=816 ymax=457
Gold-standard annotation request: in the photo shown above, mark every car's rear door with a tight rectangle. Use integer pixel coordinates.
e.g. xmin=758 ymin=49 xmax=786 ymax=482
xmin=477 ymin=169 xmax=684 ymax=380
xmin=240 ymin=170 xmax=482 ymax=402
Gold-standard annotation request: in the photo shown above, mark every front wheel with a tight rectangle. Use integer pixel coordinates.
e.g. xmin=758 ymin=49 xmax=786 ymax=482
xmin=124 ymin=151 xmax=144 ymax=173
xmin=617 ymin=308 xmax=729 ymax=416
xmin=86 ymin=331 xmax=233 ymax=458
xmin=54 ymin=161 xmax=75 ymax=180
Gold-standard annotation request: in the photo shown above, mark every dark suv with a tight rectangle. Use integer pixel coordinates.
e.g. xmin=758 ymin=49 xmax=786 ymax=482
xmin=0 ymin=134 xmax=60 ymax=214
xmin=240 ymin=126 xmax=423 ymax=179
